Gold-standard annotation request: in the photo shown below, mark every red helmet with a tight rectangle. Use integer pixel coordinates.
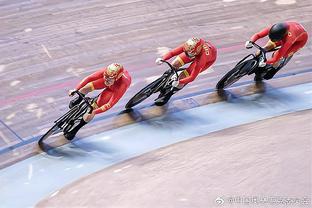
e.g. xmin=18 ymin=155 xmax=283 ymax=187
xmin=183 ymin=37 xmax=204 ymax=57
xmin=105 ymin=63 xmax=124 ymax=79
xmin=104 ymin=63 xmax=124 ymax=86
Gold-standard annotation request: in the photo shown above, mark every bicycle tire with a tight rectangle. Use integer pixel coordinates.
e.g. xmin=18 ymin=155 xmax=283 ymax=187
xmin=125 ymin=77 xmax=164 ymax=109
xmin=38 ymin=105 xmax=81 ymax=149
xmin=216 ymin=59 xmax=257 ymax=89
xmin=38 ymin=123 xmax=61 ymax=150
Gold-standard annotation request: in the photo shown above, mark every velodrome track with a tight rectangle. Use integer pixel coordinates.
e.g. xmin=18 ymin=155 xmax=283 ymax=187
xmin=0 ymin=0 xmax=311 ymax=207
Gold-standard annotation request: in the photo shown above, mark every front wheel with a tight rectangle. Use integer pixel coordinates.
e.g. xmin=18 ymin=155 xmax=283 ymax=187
xmin=216 ymin=59 xmax=257 ymax=89
xmin=38 ymin=123 xmax=61 ymax=151
xmin=126 ymin=77 xmax=164 ymax=109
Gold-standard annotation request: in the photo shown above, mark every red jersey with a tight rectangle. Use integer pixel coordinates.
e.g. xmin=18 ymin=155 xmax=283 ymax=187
xmin=76 ymin=68 xmax=131 ymax=114
xmin=250 ymin=22 xmax=308 ymax=64
xmin=162 ymin=40 xmax=217 ymax=85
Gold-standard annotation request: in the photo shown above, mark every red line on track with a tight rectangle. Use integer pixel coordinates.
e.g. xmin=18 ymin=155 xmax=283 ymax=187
xmin=0 ymin=42 xmax=255 ymax=108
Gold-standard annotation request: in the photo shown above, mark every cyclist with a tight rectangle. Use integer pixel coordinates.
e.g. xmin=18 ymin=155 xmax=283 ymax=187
xmin=66 ymin=63 xmax=131 ymax=140
xmin=155 ymin=37 xmax=217 ymax=105
xmin=245 ymin=22 xmax=308 ymax=82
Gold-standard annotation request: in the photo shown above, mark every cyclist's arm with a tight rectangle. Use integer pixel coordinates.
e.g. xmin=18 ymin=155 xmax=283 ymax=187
xmin=266 ymin=41 xmax=292 ymax=64
xmin=162 ymin=45 xmax=184 ymax=60
xmin=250 ymin=27 xmax=270 ymax=42
xmin=93 ymin=83 xmax=128 ymax=114
xmin=76 ymin=68 xmax=105 ymax=90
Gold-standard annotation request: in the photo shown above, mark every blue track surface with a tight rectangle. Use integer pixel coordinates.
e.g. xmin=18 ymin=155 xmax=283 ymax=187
xmin=0 ymin=82 xmax=312 ymax=208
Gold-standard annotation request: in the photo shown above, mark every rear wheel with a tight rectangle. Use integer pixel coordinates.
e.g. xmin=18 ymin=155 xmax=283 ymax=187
xmin=216 ymin=59 xmax=257 ymax=89
xmin=126 ymin=77 xmax=164 ymax=109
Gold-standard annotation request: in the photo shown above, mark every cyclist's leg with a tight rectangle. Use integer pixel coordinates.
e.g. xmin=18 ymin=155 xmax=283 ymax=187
xmin=155 ymin=54 xmax=192 ymax=105
xmin=65 ymin=83 xmax=109 ymax=140
xmin=95 ymin=89 xmax=113 ymax=109
xmin=264 ymin=33 xmax=307 ymax=80
xmin=64 ymin=108 xmax=88 ymax=140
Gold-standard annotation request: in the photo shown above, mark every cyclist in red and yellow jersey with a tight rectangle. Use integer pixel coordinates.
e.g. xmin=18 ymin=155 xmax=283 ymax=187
xmin=155 ymin=37 xmax=217 ymax=105
xmin=245 ymin=22 xmax=308 ymax=81
xmin=66 ymin=63 xmax=131 ymax=140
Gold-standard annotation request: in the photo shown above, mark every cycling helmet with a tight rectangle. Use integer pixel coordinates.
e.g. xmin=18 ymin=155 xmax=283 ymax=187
xmin=183 ymin=37 xmax=204 ymax=56
xmin=105 ymin=63 xmax=124 ymax=80
xmin=269 ymin=23 xmax=289 ymax=42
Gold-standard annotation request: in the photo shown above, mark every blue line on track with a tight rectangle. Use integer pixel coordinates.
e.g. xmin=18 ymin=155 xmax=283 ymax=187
xmin=0 ymin=119 xmax=23 ymax=142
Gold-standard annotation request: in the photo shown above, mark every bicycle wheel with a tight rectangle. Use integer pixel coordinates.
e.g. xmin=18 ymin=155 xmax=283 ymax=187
xmin=38 ymin=105 xmax=81 ymax=148
xmin=125 ymin=76 xmax=164 ymax=109
xmin=216 ymin=59 xmax=257 ymax=89
xmin=38 ymin=123 xmax=61 ymax=150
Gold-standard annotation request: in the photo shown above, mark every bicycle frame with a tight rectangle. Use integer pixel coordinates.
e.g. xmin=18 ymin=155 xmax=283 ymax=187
xmin=125 ymin=60 xmax=187 ymax=108
xmin=54 ymin=91 xmax=93 ymax=122
xmin=161 ymin=60 xmax=181 ymax=78
xmin=235 ymin=42 xmax=271 ymax=75
xmin=160 ymin=60 xmax=185 ymax=89
xmin=74 ymin=90 xmax=94 ymax=113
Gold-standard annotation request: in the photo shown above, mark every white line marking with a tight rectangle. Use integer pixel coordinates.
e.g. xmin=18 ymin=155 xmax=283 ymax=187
xmin=113 ymin=164 xmax=132 ymax=173
xmin=50 ymin=190 xmax=59 ymax=198
xmin=41 ymin=44 xmax=53 ymax=59
xmin=122 ymin=165 xmax=132 ymax=169
xmin=24 ymin=28 xmax=32 ymax=32
xmin=179 ymin=198 xmax=188 ymax=202
xmin=28 ymin=164 xmax=33 ymax=180
xmin=0 ymin=65 xmax=5 ymax=73
xmin=26 ymin=103 xmax=38 ymax=111
xmin=99 ymin=136 xmax=111 ymax=141
xmin=113 ymin=169 xmax=122 ymax=173
xmin=230 ymin=25 xmax=243 ymax=30
xmin=36 ymin=108 xmax=43 ymax=119
xmin=275 ymin=0 xmax=296 ymax=5
xmin=6 ymin=112 xmax=16 ymax=120
xmin=10 ymin=80 xmax=21 ymax=87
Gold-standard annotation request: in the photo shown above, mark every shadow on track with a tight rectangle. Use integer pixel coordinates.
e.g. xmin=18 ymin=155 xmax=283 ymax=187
xmin=123 ymin=105 xmax=208 ymax=129
xmin=216 ymin=83 xmax=298 ymax=110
